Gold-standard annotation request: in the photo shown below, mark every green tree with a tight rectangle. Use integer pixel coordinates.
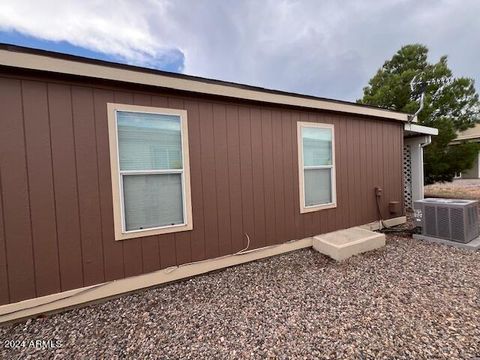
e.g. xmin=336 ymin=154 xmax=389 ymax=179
xmin=358 ymin=44 xmax=480 ymax=184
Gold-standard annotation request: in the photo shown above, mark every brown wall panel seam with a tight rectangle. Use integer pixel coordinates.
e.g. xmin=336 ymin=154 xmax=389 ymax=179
xmin=347 ymin=117 xmax=353 ymax=225
xmin=269 ymin=110 xmax=276 ymax=243
xmin=236 ymin=106 xmax=246 ymax=251
xmin=248 ymin=108 xmax=255 ymax=242
xmin=280 ymin=113 xmax=287 ymax=234
xmin=260 ymin=110 xmax=268 ymax=246
xmin=226 ymin=106 xmax=233 ymax=254
xmin=91 ymin=89 xmax=107 ymax=281
xmin=276 ymin=111 xmax=286 ymax=242
xmin=226 ymin=105 xmax=236 ymax=252
xmin=0 ymin=168 xmax=11 ymax=303
xmin=19 ymin=80 xmax=38 ymax=298
xmin=221 ymin=104 xmax=232 ymax=255
xmin=361 ymin=120 xmax=368 ymax=223
xmin=69 ymin=85 xmax=86 ymax=286
xmin=45 ymin=83 xmax=63 ymax=291
xmin=195 ymin=100 xmax=207 ymax=260
xmin=270 ymin=111 xmax=279 ymax=244
xmin=211 ymin=103 xmax=220 ymax=256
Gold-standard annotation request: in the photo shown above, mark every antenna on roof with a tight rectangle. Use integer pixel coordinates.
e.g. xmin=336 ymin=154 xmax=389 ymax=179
xmin=408 ymin=74 xmax=426 ymax=124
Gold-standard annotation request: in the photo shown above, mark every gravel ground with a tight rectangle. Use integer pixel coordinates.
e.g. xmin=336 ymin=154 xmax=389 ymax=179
xmin=425 ymin=179 xmax=480 ymax=201
xmin=1 ymin=230 xmax=480 ymax=359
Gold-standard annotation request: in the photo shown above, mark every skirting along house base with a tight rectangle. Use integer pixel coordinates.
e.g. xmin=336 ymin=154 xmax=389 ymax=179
xmin=0 ymin=44 xmax=433 ymax=323
xmin=0 ymin=217 xmax=404 ymax=323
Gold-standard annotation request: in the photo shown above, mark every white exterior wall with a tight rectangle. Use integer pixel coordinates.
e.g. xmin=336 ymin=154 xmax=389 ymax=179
xmin=404 ymin=136 xmax=431 ymax=203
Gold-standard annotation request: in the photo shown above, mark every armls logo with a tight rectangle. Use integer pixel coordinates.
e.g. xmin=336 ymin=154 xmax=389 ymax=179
xmin=3 ymin=339 xmax=62 ymax=350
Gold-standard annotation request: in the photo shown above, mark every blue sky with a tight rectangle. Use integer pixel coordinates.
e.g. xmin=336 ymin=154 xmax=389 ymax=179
xmin=0 ymin=30 xmax=185 ymax=73
xmin=0 ymin=0 xmax=478 ymax=101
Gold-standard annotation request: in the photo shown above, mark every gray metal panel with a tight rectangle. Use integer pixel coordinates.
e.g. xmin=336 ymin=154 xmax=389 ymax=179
xmin=425 ymin=205 xmax=437 ymax=237
xmin=414 ymin=198 xmax=479 ymax=243
xmin=436 ymin=207 xmax=450 ymax=239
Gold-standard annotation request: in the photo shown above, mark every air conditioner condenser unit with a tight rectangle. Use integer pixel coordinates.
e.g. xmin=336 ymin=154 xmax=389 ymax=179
xmin=413 ymin=198 xmax=479 ymax=244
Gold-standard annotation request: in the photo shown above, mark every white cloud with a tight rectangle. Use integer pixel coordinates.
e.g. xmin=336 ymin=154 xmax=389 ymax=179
xmin=0 ymin=0 xmax=478 ymax=101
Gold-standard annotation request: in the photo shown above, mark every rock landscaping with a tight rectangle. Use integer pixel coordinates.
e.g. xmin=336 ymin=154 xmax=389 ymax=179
xmin=1 ymin=229 xmax=480 ymax=359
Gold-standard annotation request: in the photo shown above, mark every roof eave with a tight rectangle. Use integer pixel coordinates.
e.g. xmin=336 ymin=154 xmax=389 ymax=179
xmin=0 ymin=46 xmax=410 ymax=122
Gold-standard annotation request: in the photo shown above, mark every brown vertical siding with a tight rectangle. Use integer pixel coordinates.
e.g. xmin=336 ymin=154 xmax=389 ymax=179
xmin=0 ymin=167 xmax=9 ymax=304
xmin=0 ymin=78 xmax=36 ymax=302
xmin=185 ymin=99 xmax=206 ymax=262
xmin=272 ymin=110 xmax=286 ymax=244
xmin=238 ymin=107 xmax=255 ymax=251
xmin=48 ymin=83 xmax=84 ymax=291
xmin=198 ymin=102 xmax=219 ymax=260
xmin=262 ymin=109 xmax=276 ymax=246
xmin=72 ymin=86 xmax=105 ymax=286
xmin=226 ymin=105 xmax=244 ymax=253
xmin=22 ymin=80 xmax=61 ymax=297
xmin=281 ymin=111 xmax=296 ymax=242
xmin=251 ymin=108 xmax=267 ymax=249
xmin=168 ymin=97 xmax=192 ymax=266
xmin=213 ymin=103 xmax=232 ymax=256
xmin=0 ymin=72 xmax=405 ymax=305
xmin=93 ymin=88 xmax=125 ymax=281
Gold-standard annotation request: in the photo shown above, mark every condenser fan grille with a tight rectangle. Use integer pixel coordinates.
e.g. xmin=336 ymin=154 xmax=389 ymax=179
xmin=414 ymin=199 xmax=479 ymax=244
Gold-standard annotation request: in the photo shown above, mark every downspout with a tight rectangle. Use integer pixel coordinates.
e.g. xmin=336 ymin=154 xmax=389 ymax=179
xmin=419 ymin=135 xmax=432 ymax=199
xmin=421 ymin=135 xmax=431 ymax=148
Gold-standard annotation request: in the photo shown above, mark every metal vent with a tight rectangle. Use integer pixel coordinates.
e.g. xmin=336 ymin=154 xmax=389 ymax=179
xmin=414 ymin=198 xmax=479 ymax=243
xmin=467 ymin=207 xmax=479 ymax=240
xmin=437 ymin=207 xmax=450 ymax=239
xmin=450 ymin=208 xmax=464 ymax=241
xmin=425 ymin=205 xmax=437 ymax=236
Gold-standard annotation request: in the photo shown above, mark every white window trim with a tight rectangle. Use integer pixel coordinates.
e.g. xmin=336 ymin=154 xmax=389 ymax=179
xmin=297 ymin=121 xmax=337 ymax=213
xmin=107 ymin=103 xmax=193 ymax=241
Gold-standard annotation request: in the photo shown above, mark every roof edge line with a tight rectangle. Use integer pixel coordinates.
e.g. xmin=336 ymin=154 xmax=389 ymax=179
xmin=0 ymin=46 xmax=409 ymax=122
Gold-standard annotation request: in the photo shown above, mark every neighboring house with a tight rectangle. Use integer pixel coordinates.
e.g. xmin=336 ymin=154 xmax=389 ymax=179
xmin=0 ymin=44 xmax=436 ymax=322
xmin=452 ymin=124 xmax=480 ymax=179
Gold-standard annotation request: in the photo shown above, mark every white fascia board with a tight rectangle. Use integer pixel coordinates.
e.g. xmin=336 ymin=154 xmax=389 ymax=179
xmin=404 ymin=123 xmax=439 ymax=136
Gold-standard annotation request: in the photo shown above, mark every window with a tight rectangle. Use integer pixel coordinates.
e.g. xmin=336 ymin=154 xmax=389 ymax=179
xmin=297 ymin=122 xmax=336 ymax=213
xmin=108 ymin=103 xmax=192 ymax=240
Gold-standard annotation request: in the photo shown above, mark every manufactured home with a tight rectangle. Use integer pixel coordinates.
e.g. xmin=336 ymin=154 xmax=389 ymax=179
xmin=0 ymin=44 xmax=436 ymax=322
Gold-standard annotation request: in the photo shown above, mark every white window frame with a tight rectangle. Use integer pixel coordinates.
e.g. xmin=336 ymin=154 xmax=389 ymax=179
xmin=107 ymin=103 xmax=193 ymax=240
xmin=297 ymin=121 xmax=337 ymax=213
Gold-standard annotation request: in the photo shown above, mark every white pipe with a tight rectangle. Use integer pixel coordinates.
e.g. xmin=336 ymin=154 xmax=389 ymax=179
xmin=408 ymin=75 xmax=425 ymax=123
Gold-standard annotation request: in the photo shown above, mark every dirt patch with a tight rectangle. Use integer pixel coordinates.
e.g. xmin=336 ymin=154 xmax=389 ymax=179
xmin=425 ymin=179 xmax=480 ymax=200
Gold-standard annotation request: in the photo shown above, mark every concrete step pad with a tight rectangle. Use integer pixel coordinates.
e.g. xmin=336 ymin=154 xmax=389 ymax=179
xmin=313 ymin=227 xmax=386 ymax=261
